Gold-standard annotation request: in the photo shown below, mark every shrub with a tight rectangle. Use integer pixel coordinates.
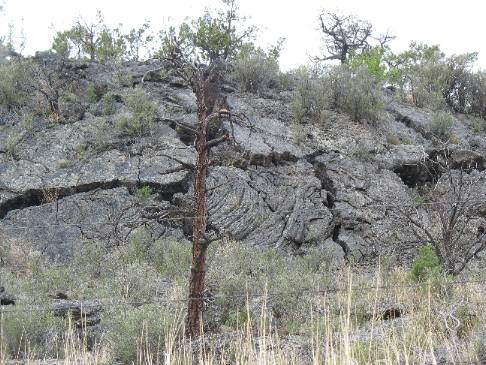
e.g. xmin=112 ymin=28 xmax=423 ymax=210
xmin=411 ymin=245 xmax=442 ymax=282
xmin=472 ymin=117 xmax=485 ymax=133
xmin=385 ymin=43 xmax=448 ymax=109
xmin=20 ymin=113 xmax=35 ymax=131
xmin=234 ymin=48 xmax=279 ymax=93
xmin=327 ymin=65 xmax=384 ymax=123
xmin=61 ymin=92 xmax=77 ymax=103
xmin=0 ymin=241 xmax=43 ymax=276
xmin=290 ymin=67 xmax=331 ymax=124
xmin=348 ymin=46 xmax=387 ymax=81
xmin=112 ymin=261 xmax=161 ymax=301
xmin=5 ymin=133 xmax=19 ymax=156
xmin=386 ymin=134 xmax=401 ymax=145
xmin=103 ymin=304 xmax=182 ymax=364
xmin=469 ymin=71 xmax=486 ymax=118
xmin=101 ymin=93 xmax=117 ymax=116
xmin=443 ymin=53 xmax=477 ymax=113
xmin=51 ymin=11 xmax=126 ymax=63
xmin=135 ymin=185 xmax=152 ymax=201
xmin=430 ymin=111 xmax=453 ymax=141
xmin=115 ymin=115 xmax=142 ymax=136
xmin=18 ymin=57 xmax=77 ymax=117
xmin=291 ymin=65 xmax=384 ymax=125
xmin=290 ymin=121 xmax=306 ymax=144
xmin=351 ymin=143 xmax=372 ymax=161
xmin=125 ymin=88 xmax=157 ymax=119
xmin=150 ymin=239 xmax=192 ymax=282
xmin=204 ymin=241 xmax=333 ymax=333
xmin=411 ymin=62 xmax=448 ymax=109
xmin=124 ymin=23 xmax=153 ymax=61
xmin=86 ymin=83 xmax=101 ymax=103
xmin=73 ymin=241 xmax=106 ymax=279
xmin=114 ymin=230 xmax=191 ymax=284
xmin=276 ymin=71 xmax=293 ymax=91
xmin=0 ymin=309 xmax=66 ymax=359
xmin=0 ymin=62 xmax=26 ymax=110
xmin=383 ymin=44 xmax=479 ymax=111
xmin=117 ymin=88 xmax=157 ymax=137
xmin=157 ymin=1 xmax=256 ymax=64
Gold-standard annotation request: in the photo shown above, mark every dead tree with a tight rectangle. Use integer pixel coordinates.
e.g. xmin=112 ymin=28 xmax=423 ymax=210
xmin=374 ymin=31 xmax=396 ymax=50
xmin=393 ymin=155 xmax=486 ymax=275
xmin=316 ymin=12 xmax=373 ymax=64
xmin=315 ymin=12 xmax=394 ymax=64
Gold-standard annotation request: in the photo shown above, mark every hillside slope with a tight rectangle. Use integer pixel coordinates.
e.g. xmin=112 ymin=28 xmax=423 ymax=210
xmin=0 ymin=57 xmax=485 ymax=266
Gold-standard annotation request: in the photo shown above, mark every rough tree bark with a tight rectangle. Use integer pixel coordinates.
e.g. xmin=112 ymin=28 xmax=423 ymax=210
xmin=186 ymin=89 xmax=210 ymax=338
xmin=186 ymin=63 xmax=226 ymax=338
xmin=160 ymin=37 xmax=236 ymax=338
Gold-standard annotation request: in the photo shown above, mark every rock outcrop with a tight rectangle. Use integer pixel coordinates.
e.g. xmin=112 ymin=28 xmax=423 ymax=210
xmin=1 ymin=58 xmax=485 ymax=265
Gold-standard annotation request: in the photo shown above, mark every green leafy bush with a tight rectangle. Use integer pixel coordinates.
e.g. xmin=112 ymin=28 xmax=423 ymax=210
xmin=411 ymin=245 xmax=442 ymax=282
xmin=385 ymin=43 xmax=450 ymax=109
xmin=430 ymin=111 xmax=453 ymax=141
xmin=443 ymin=53 xmax=477 ymax=113
xmin=135 ymin=185 xmax=152 ymax=201
xmin=348 ymin=46 xmax=387 ymax=81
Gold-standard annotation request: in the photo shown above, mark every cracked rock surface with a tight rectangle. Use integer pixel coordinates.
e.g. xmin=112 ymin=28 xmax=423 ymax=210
xmin=1 ymin=58 xmax=485 ymax=264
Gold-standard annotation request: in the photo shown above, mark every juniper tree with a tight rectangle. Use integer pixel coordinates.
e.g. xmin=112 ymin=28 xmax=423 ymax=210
xmin=160 ymin=0 xmax=255 ymax=338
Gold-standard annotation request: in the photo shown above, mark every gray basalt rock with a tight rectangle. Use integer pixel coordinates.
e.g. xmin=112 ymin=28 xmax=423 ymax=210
xmin=0 ymin=59 xmax=485 ymax=268
xmin=206 ymin=163 xmax=335 ymax=249
xmin=314 ymin=153 xmax=414 ymax=262
xmin=0 ymin=187 xmax=185 ymax=261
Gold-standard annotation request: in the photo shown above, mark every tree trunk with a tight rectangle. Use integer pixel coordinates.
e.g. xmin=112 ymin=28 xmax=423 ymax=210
xmin=186 ymin=103 xmax=209 ymax=338
xmin=340 ymin=45 xmax=348 ymax=64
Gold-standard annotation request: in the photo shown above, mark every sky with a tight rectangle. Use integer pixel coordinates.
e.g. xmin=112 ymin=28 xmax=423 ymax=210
xmin=0 ymin=0 xmax=485 ymax=70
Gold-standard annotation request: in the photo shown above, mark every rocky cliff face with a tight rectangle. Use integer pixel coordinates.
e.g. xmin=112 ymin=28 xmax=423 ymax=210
xmin=1 ymin=59 xmax=485 ymax=265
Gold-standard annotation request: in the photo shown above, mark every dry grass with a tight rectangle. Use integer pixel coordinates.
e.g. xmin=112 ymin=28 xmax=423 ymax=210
xmin=1 ymin=240 xmax=486 ymax=364
xmin=2 ymin=270 xmax=485 ymax=364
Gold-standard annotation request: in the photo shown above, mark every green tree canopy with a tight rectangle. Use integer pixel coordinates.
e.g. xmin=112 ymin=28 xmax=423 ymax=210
xmin=158 ymin=0 xmax=256 ymax=63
